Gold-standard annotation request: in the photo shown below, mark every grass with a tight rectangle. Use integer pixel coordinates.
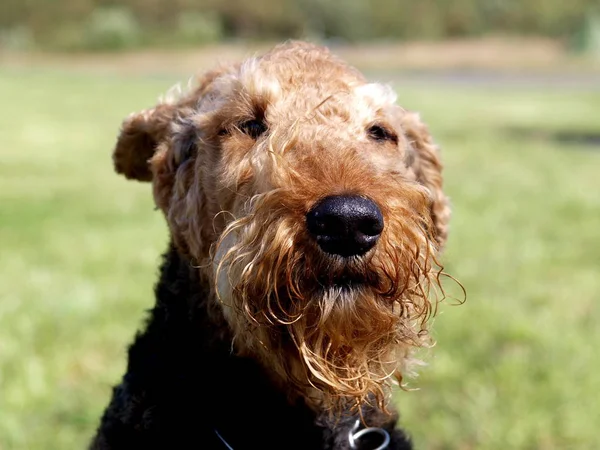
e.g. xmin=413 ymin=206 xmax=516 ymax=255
xmin=0 ymin=66 xmax=599 ymax=450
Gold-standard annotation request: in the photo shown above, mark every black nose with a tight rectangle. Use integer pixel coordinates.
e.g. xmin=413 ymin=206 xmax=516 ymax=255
xmin=306 ymin=195 xmax=384 ymax=257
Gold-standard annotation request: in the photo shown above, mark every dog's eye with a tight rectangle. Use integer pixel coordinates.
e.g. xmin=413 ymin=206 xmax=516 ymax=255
xmin=239 ymin=119 xmax=267 ymax=139
xmin=367 ymin=125 xmax=398 ymax=144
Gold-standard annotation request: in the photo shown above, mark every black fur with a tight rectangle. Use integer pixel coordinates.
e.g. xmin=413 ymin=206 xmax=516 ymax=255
xmin=90 ymin=243 xmax=413 ymax=449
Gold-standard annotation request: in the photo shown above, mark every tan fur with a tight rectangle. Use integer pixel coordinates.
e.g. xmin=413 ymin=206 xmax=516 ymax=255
xmin=112 ymin=41 xmax=452 ymax=414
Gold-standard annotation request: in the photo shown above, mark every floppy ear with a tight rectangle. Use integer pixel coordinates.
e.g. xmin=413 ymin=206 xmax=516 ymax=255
xmin=113 ymin=67 xmax=233 ymax=182
xmin=402 ymin=111 xmax=450 ymax=249
xmin=112 ymin=103 xmax=177 ymax=182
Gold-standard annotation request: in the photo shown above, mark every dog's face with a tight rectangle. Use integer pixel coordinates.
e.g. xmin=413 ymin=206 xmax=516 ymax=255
xmin=113 ymin=42 xmax=450 ymax=412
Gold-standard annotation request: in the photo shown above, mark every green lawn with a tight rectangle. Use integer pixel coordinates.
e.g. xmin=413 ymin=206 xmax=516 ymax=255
xmin=0 ymin=68 xmax=599 ymax=449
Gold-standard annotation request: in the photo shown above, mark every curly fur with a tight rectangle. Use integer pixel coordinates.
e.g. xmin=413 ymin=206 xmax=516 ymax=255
xmin=91 ymin=41 xmax=452 ymax=449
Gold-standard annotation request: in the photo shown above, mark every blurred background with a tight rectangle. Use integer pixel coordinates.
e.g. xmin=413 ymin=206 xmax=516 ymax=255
xmin=1 ymin=1 xmax=599 ymax=449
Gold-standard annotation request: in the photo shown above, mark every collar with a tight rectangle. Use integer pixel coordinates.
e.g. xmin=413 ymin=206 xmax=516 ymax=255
xmin=214 ymin=419 xmax=390 ymax=450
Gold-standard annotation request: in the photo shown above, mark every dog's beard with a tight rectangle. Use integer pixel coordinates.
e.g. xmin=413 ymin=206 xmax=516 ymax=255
xmin=212 ymin=190 xmax=443 ymax=413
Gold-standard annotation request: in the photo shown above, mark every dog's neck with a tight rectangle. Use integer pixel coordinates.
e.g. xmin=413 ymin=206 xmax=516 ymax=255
xmin=123 ymin=241 xmax=405 ymax=448
xmin=134 ymin=243 xmax=322 ymax=444
xmin=155 ymin=241 xmax=328 ymax=404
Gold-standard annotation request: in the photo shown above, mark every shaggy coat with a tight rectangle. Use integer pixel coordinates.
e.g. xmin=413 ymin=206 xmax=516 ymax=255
xmin=91 ymin=41 xmax=451 ymax=449
xmin=90 ymin=244 xmax=412 ymax=449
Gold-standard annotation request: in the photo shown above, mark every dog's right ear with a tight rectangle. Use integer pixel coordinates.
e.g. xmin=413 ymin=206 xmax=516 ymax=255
xmin=113 ymin=103 xmax=176 ymax=182
xmin=401 ymin=111 xmax=450 ymax=249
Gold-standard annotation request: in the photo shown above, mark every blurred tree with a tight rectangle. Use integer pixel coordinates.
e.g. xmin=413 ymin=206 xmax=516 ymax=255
xmin=1 ymin=0 xmax=598 ymax=51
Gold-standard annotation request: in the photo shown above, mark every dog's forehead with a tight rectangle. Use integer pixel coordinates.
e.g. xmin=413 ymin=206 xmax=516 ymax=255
xmin=246 ymin=56 xmax=396 ymax=113
xmin=199 ymin=53 xmax=398 ymax=124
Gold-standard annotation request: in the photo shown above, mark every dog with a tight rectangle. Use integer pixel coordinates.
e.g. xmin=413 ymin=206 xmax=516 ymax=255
xmin=90 ymin=41 xmax=451 ymax=450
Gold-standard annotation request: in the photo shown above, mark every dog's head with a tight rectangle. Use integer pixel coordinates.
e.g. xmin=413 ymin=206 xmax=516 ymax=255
xmin=113 ymin=41 xmax=450 ymax=412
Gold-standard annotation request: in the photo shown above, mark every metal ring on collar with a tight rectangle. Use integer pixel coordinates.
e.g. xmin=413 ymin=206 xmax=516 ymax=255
xmin=348 ymin=419 xmax=391 ymax=450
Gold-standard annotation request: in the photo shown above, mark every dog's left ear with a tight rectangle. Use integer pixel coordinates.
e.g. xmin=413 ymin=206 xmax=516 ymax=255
xmin=113 ymin=103 xmax=177 ymax=182
xmin=402 ymin=111 xmax=450 ymax=249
